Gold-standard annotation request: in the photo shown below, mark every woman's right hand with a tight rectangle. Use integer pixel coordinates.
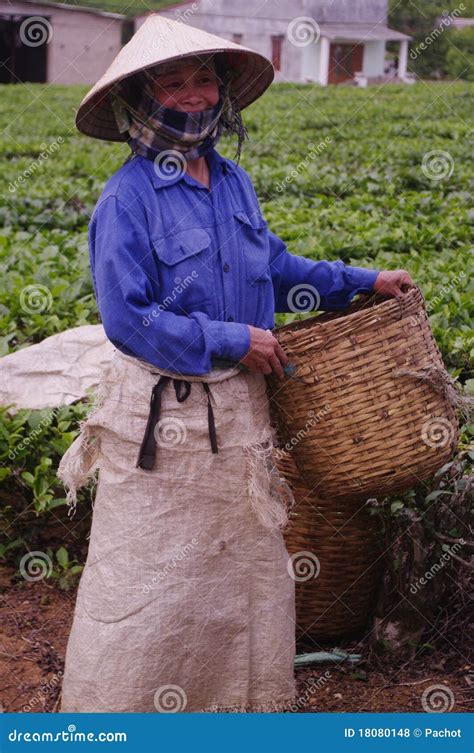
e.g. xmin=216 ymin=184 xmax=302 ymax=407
xmin=240 ymin=325 xmax=289 ymax=380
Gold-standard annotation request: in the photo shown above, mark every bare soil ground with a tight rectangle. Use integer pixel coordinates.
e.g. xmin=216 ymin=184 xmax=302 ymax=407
xmin=1 ymin=566 xmax=472 ymax=714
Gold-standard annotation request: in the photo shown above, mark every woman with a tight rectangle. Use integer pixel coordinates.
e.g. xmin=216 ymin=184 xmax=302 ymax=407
xmin=57 ymin=15 xmax=413 ymax=713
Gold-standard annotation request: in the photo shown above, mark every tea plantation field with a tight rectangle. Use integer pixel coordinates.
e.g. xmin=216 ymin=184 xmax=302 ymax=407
xmin=0 ymin=81 xmax=472 ymax=562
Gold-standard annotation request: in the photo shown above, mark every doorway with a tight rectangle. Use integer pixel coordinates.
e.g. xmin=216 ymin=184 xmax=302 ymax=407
xmin=328 ymin=43 xmax=363 ymax=84
xmin=0 ymin=15 xmax=49 ymax=83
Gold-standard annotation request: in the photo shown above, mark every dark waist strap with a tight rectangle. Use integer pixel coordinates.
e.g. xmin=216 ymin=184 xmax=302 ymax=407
xmin=136 ymin=375 xmax=218 ymax=471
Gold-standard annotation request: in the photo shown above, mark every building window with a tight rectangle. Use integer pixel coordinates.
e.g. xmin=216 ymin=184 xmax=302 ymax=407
xmin=271 ymin=35 xmax=283 ymax=71
xmin=232 ymin=33 xmax=242 ymax=44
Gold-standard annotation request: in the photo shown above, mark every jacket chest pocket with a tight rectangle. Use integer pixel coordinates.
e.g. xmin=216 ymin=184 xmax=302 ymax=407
xmin=233 ymin=209 xmax=273 ymax=325
xmin=233 ymin=209 xmax=271 ymax=285
xmin=153 ymin=228 xmax=214 ymax=312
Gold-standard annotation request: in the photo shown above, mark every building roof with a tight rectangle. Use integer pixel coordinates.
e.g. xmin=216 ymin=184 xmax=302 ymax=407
xmin=0 ymin=0 xmax=126 ymax=19
xmin=441 ymin=17 xmax=474 ymax=28
xmin=318 ymin=23 xmax=411 ymax=42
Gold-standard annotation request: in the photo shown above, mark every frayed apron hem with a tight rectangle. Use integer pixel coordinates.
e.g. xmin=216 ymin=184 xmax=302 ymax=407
xmin=196 ymin=694 xmax=297 ymax=713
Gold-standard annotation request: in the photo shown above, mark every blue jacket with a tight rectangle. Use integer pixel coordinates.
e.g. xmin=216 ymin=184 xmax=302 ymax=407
xmin=88 ymin=148 xmax=379 ymax=375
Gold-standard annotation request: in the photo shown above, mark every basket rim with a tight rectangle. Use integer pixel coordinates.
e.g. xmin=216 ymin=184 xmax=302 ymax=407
xmin=274 ymin=285 xmax=422 ymax=336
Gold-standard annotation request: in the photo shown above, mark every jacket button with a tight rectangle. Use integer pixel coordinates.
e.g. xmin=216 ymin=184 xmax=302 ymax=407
xmin=223 ymin=262 xmax=230 ymax=272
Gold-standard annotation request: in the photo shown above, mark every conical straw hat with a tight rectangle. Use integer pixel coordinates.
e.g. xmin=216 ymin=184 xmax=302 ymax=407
xmin=75 ymin=13 xmax=275 ymax=142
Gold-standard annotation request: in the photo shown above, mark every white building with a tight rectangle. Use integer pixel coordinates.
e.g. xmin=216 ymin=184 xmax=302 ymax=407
xmin=0 ymin=0 xmax=129 ymax=84
xmin=135 ymin=0 xmax=412 ymax=86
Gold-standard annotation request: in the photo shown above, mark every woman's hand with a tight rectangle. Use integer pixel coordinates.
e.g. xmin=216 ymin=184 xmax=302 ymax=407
xmin=240 ymin=325 xmax=289 ymax=380
xmin=373 ymin=269 xmax=414 ymax=297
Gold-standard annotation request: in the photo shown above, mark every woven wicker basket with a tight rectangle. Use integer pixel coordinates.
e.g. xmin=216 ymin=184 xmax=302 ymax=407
xmin=268 ymin=286 xmax=460 ymax=500
xmin=275 ymin=448 xmax=384 ymax=642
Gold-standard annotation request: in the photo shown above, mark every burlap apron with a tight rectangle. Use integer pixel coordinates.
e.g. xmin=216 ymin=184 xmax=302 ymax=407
xmin=56 ymin=349 xmax=297 ymax=713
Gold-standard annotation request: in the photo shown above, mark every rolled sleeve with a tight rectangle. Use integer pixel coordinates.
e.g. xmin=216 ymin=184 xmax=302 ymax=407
xmin=268 ymin=229 xmax=380 ymax=312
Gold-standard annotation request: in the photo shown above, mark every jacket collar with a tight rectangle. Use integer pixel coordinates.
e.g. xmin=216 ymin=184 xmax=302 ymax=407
xmin=138 ymin=147 xmax=229 ymax=190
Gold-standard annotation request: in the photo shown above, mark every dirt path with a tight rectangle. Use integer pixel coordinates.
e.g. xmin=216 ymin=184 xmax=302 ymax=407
xmin=0 ymin=566 xmax=472 ymax=713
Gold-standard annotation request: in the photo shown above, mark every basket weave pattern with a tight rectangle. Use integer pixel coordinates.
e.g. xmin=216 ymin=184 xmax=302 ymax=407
xmin=276 ymin=449 xmax=384 ymax=641
xmin=268 ymin=287 xmax=459 ymax=500
xmin=267 ymin=287 xmax=460 ymax=640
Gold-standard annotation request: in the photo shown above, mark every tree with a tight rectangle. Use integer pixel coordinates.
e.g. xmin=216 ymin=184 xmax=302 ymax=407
xmin=388 ymin=0 xmax=474 ymax=78
xmin=446 ymin=27 xmax=474 ymax=80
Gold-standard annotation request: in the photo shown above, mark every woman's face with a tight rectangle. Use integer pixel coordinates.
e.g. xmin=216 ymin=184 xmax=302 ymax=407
xmin=151 ymin=60 xmax=220 ymax=112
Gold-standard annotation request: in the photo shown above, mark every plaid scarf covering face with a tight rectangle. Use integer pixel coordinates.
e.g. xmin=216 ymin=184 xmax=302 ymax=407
xmin=109 ymin=59 xmax=249 ymax=164
xmin=127 ymin=76 xmax=229 ymax=161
